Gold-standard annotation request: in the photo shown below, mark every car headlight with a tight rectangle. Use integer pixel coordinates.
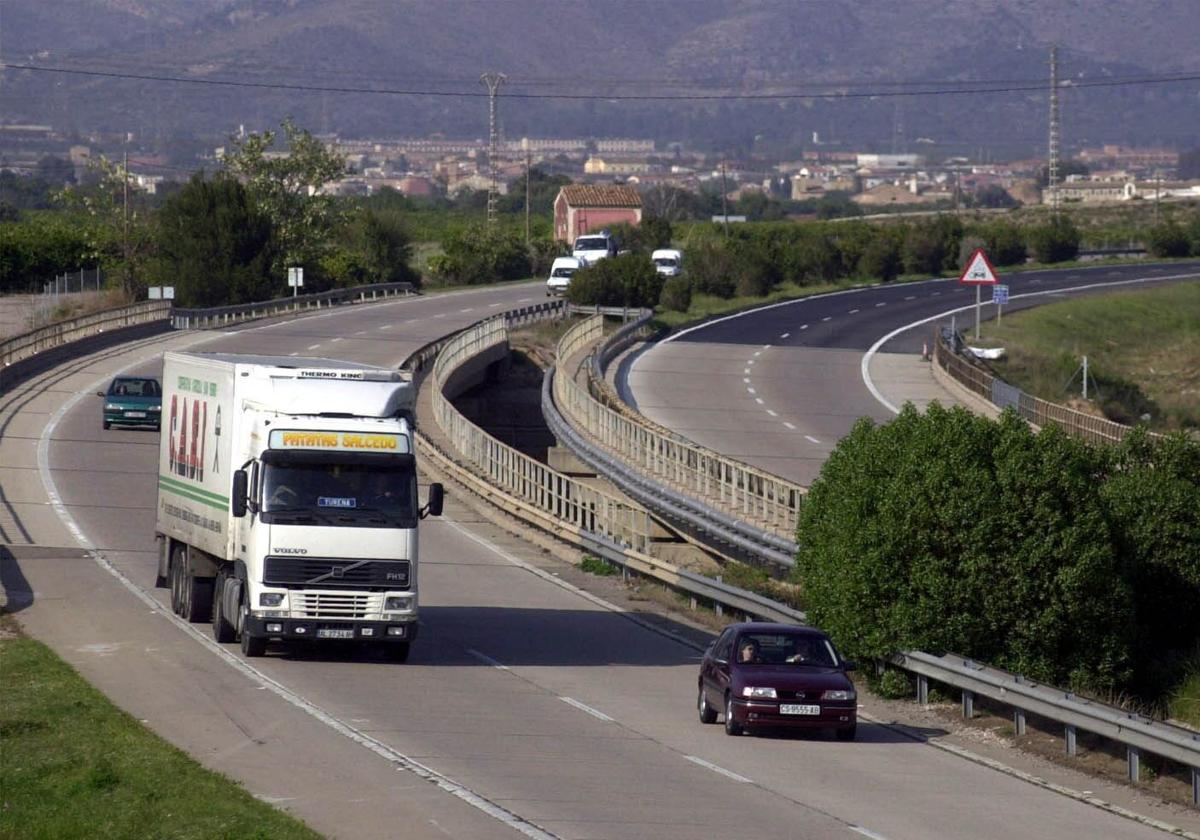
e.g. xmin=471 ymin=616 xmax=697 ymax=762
xmin=258 ymin=592 xmax=285 ymax=607
xmin=150 ymin=405 xmax=161 ymax=412
xmin=105 ymin=403 xmax=120 ymax=410
xmin=742 ymin=686 xmax=778 ymax=699
xmin=385 ymin=595 xmax=414 ymax=611
xmin=821 ymin=689 xmax=856 ymax=701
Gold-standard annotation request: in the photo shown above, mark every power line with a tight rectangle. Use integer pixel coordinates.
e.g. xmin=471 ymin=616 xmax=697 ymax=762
xmin=3 ymin=61 xmax=1199 ymax=102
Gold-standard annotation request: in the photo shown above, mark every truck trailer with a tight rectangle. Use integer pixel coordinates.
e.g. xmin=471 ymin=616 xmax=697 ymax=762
xmin=155 ymin=351 xmax=443 ymax=660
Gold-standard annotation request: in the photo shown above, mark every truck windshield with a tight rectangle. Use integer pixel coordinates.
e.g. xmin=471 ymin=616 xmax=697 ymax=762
xmin=261 ymin=457 xmax=417 ymax=527
xmin=574 ymin=237 xmax=608 ymax=251
xmin=551 ymin=267 xmax=576 ymax=278
xmin=653 ymin=258 xmax=678 ymax=268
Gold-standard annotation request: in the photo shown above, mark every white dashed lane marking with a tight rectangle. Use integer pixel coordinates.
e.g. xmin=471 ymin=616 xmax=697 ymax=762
xmin=805 ymin=435 xmax=821 ymax=444
xmin=766 ymin=409 xmax=777 ymax=417
xmin=875 ymin=302 xmax=886 ymax=307
xmin=784 ymin=422 xmax=796 ymax=430
xmin=755 ymin=398 xmax=764 ymax=405
xmin=821 ymin=316 xmax=832 ymax=322
xmin=559 ymin=697 xmax=614 ymax=723
xmin=800 ymin=324 xmax=808 ymax=330
xmin=684 ymin=756 xmax=752 ymax=784
xmin=780 ymin=332 xmax=790 ymax=339
xmin=747 ymin=388 xmax=756 ymax=395
xmin=849 ymin=308 xmax=859 ymax=314
xmin=307 ymin=344 xmax=321 ymax=350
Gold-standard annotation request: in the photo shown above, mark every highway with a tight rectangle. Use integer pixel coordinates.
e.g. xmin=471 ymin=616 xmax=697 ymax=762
xmin=1 ymin=277 xmax=1195 ymax=839
xmin=625 ymin=261 xmax=1200 ymax=486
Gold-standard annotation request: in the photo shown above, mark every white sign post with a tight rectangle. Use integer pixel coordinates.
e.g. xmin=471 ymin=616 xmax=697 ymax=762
xmin=958 ymin=248 xmax=999 ymax=340
xmin=287 ymin=266 xmax=304 ymax=302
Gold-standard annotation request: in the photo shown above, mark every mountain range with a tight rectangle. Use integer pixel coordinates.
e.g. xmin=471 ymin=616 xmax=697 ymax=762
xmin=2 ymin=1 xmax=1198 ymax=157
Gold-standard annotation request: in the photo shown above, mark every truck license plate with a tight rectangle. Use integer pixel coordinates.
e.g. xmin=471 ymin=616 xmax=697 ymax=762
xmin=317 ymin=628 xmax=355 ymax=639
xmin=780 ymin=704 xmax=821 ymax=715
xmin=125 ymin=411 xmax=146 ymax=418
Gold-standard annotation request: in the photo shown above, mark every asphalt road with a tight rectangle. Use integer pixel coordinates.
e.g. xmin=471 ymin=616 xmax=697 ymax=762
xmin=2 ymin=278 xmax=1195 ymax=839
xmin=625 ymin=261 xmax=1200 ymax=485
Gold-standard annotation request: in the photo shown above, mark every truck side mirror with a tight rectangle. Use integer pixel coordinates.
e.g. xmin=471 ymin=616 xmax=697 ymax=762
xmin=421 ymin=483 xmax=444 ymax=519
xmin=231 ymin=470 xmax=248 ymax=518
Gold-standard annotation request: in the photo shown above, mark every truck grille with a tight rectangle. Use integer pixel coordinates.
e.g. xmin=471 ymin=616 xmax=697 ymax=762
xmin=290 ymin=592 xmax=384 ymax=619
xmin=264 ymin=556 xmax=409 ymax=590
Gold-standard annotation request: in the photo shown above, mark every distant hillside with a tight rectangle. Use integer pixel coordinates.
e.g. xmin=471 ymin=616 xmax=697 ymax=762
xmin=1 ymin=0 xmax=1197 ymax=155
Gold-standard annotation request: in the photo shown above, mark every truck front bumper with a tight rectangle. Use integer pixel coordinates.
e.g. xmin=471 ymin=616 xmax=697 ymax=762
xmin=245 ymin=616 xmax=418 ymax=643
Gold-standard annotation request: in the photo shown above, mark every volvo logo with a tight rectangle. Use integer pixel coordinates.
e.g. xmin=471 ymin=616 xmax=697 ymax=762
xmin=275 ymin=547 xmax=307 ymax=554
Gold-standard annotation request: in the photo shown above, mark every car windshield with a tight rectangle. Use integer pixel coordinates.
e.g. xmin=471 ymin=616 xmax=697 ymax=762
xmin=574 ymin=237 xmax=608 ymax=250
xmin=262 ymin=459 xmax=417 ymax=525
xmin=110 ymin=378 xmax=161 ymax=397
xmin=654 ymin=258 xmax=678 ymax=267
xmin=735 ymin=633 xmax=838 ymax=667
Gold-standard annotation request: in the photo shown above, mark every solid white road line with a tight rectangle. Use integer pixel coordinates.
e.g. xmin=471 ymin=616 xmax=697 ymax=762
xmin=860 ymin=270 xmax=1200 ymax=416
xmin=684 ymin=756 xmax=752 ymax=784
xmin=559 ymin=697 xmax=614 ymax=722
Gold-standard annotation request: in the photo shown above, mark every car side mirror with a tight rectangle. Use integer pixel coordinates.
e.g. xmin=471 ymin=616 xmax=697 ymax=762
xmin=231 ymin=470 xmax=248 ymax=518
xmin=421 ymin=483 xmax=444 ymax=519
xmin=841 ymin=660 xmax=857 ymax=672
xmin=96 ymin=391 xmax=107 ymax=398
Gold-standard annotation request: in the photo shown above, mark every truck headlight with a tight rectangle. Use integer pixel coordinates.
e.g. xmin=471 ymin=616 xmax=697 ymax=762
xmin=821 ymin=689 xmax=856 ymax=701
xmin=742 ymin=686 xmax=777 ymax=699
xmin=259 ymin=592 xmax=285 ymax=607
xmin=385 ymin=595 xmax=413 ymax=611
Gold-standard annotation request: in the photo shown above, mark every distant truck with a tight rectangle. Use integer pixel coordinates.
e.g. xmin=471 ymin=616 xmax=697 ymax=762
xmin=651 ymin=248 xmax=683 ymax=277
xmin=155 ymin=351 xmax=442 ymax=660
xmin=572 ymin=231 xmax=618 ymax=265
xmin=546 ymin=256 xmax=584 ymax=297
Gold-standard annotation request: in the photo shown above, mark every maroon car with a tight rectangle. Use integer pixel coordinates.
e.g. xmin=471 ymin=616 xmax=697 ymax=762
xmin=698 ymin=622 xmax=858 ymax=740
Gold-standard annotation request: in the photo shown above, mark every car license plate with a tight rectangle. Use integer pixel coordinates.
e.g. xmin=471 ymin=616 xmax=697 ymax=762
xmin=779 ymin=704 xmax=821 ymax=715
xmin=316 ymin=628 xmax=354 ymax=639
xmin=125 ymin=411 xmax=146 ymax=418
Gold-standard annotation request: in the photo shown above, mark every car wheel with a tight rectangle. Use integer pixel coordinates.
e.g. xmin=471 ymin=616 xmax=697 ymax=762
xmin=835 ymin=724 xmax=857 ymax=742
xmin=211 ymin=572 xmax=236 ymax=643
xmin=698 ymin=684 xmax=717 ymax=724
xmin=724 ymin=693 xmax=742 ymax=736
xmin=102 ymin=421 xmax=111 ymax=430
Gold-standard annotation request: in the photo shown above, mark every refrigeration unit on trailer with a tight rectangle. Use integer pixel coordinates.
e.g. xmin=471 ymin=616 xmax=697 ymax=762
xmin=155 ymin=351 xmax=443 ymax=660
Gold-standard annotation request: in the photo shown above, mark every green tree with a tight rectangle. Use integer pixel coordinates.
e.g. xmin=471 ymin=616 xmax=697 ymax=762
xmin=857 ymin=230 xmax=903 ymax=282
xmin=221 ymin=118 xmax=347 ymax=276
xmin=658 ymin=274 xmax=692 ymax=312
xmin=969 ymin=184 xmax=1018 ymax=209
xmin=500 ymin=168 xmax=570 ymax=216
xmin=795 ymin=405 xmax=1133 ymax=693
xmin=325 ymin=208 xmax=417 ymax=288
xmin=978 ymin=222 xmax=1027 ymax=267
xmin=427 ymin=224 xmax=530 ymax=286
xmin=0 ymin=214 xmax=95 ymax=293
xmin=149 ymin=173 xmax=276 ymax=307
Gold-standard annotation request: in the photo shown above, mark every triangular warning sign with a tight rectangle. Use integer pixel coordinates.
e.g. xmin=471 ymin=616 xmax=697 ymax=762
xmin=959 ymin=248 xmax=998 ymax=285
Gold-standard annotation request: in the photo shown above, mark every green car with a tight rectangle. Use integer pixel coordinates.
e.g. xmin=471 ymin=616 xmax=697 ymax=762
xmin=99 ymin=376 xmax=162 ymax=430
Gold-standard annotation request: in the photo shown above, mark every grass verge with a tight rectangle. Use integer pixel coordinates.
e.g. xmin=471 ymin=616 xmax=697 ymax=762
xmin=0 ymin=613 xmax=321 ymax=840
xmin=970 ymin=281 xmax=1200 ymax=430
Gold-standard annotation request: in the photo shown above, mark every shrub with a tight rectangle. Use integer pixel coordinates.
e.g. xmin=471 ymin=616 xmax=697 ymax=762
xmin=429 ymin=224 xmax=530 ymax=286
xmin=566 ymin=252 xmax=663 ymax=308
xmin=1145 ymin=223 xmax=1190 ymax=258
xmin=857 ymin=231 xmax=903 ymax=282
xmin=1027 ymin=218 xmax=1081 ymax=263
xmin=658 ymin=274 xmax=691 ymax=312
xmin=978 ymin=222 xmax=1027 ymax=266
xmin=685 ymin=238 xmax=738 ymax=298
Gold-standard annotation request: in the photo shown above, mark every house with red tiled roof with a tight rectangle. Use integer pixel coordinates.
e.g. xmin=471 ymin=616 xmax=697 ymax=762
xmin=553 ymin=184 xmax=642 ymax=243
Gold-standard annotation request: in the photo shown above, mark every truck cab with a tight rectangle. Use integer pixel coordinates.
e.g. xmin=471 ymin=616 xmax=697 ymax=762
xmin=572 ymin=231 xmax=617 ymax=265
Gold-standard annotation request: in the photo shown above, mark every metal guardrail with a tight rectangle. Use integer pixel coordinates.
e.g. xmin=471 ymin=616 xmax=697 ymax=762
xmin=171 ymin=282 xmax=416 ymax=329
xmin=553 ymin=315 xmax=805 ymax=542
xmin=933 ymin=329 xmax=1158 ymax=445
xmin=894 ymin=651 xmax=1200 ymax=796
xmin=1 ymin=300 xmax=171 ymax=369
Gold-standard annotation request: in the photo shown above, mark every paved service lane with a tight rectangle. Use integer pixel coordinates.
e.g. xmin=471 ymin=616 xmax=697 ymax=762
xmin=626 ymin=262 xmax=1200 ymax=485
xmin=4 ymin=279 xmax=1191 ymax=839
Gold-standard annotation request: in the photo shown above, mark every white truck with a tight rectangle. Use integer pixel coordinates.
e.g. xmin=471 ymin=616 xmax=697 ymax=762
xmin=155 ymin=351 xmax=442 ymax=660
xmin=572 ymin=231 xmax=618 ymax=265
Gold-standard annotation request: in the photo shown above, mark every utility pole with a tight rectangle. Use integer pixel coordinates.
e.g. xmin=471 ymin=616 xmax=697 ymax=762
xmin=122 ymin=150 xmax=131 ymax=295
xmin=523 ymin=137 xmax=531 ymax=243
xmin=480 ymin=72 xmax=507 ymax=226
xmin=1047 ymin=45 xmax=1061 ymax=218
xmin=720 ymin=159 xmax=729 ymax=237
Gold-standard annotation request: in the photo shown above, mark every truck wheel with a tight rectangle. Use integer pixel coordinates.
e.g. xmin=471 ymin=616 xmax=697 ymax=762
xmin=211 ymin=573 xmax=236 ymax=643
xmin=382 ymin=641 xmax=410 ymax=663
xmin=240 ymin=629 xmax=266 ymax=657
xmin=169 ymin=545 xmax=186 ymax=615
xmin=183 ymin=574 xmax=213 ymax=623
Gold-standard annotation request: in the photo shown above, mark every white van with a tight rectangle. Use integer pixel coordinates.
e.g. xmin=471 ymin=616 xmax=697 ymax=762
xmin=572 ymin=231 xmax=617 ymax=265
xmin=546 ymin=256 xmax=584 ymax=296
xmin=651 ymin=248 xmax=683 ymax=277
